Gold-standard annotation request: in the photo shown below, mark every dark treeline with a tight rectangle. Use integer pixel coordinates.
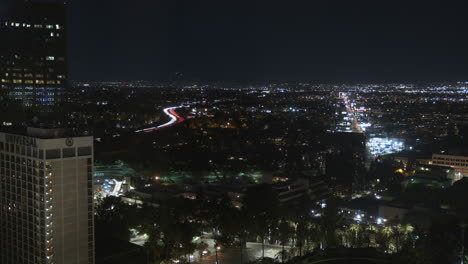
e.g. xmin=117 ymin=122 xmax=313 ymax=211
xmin=95 ymin=184 xmax=465 ymax=264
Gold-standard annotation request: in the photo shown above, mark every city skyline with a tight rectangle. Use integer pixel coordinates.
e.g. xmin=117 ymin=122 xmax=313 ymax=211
xmin=1 ymin=1 xmax=468 ymax=264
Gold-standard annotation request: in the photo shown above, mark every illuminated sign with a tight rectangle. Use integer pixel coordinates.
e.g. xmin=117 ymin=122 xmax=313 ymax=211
xmin=5 ymin=134 xmax=37 ymax=147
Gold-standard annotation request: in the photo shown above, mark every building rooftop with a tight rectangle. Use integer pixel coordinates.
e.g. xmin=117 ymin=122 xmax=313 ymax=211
xmin=1 ymin=126 xmax=92 ymax=139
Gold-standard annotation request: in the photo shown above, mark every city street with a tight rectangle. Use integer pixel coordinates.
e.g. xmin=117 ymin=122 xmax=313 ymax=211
xmin=130 ymin=235 xmax=289 ymax=264
xmin=342 ymin=94 xmax=363 ymax=134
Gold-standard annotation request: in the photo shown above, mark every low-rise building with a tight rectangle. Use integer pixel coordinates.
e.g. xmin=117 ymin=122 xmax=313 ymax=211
xmin=432 ymin=153 xmax=468 ymax=180
xmin=273 ymin=177 xmax=330 ymax=205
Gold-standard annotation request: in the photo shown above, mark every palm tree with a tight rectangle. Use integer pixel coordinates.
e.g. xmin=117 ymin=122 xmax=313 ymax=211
xmin=307 ymin=221 xmax=323 ymax=250
xmin=365 ymin=224 xmax=377 ymax=248
xmin=243 ymin=184 xmax=279 ymax=257
xmin=143 ymin=226 xmax=165 ymax=264
xmin=375 ymin=226 xmax=393 ymax=252
xmin=235 ymin=209 xmax=249 ymax=264
xmin=347 ymin=223 xmax=361 ymax=248
xmin=319 ymin=199 xmax=342 ymax=248
xmin=279 ymin=219 xmax=292 ymax=262
xmin=295 ymin=220 xmax=308 ymax=256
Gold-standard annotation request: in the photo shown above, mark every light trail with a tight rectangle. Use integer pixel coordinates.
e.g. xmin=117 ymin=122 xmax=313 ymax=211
xmin=342 ymin=95 xmax=363 ymax=133
xmin=136 ymin=106 xmax=185 ymax=133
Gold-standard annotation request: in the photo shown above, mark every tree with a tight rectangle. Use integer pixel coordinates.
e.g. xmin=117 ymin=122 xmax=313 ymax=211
xmin=95 ymin=196 xmax=133 ymax=241
xmin=243 ymin=184 xmax=279 ymax=257
xmin=234 ymin=208 xmax=250 ymax=264
xmin=279 ymin=219 xmax=292 ymax=262
xmin=346 ymin=224 xmax=361 ymax=248
xmin=375 ymin=226 xmax=392 ymax=252
xmin=144 ymin=228 xmax=165 ymax=264
xmin=151 ymin=199 xmax=200 ymax=263
xmin=306 ymin=220 xmax=323 ymax=251
xmin=295 ymin=219 xmax=308 ymax=256
xmin=176 ymin=222 xmax=198 ymax=263
xmin=392 ymin=225 xmax=413 ymax=253
xmin=319 ymin=199 xmax=342 ymax=248
xmin=215 ymin=195 xmax=240 ymax=247
xmin=415 ymin=216 xmax=461 ymax=264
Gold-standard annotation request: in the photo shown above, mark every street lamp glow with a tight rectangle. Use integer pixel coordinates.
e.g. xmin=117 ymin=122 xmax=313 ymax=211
xmin=354 ymin=214 xmax=362 ymax=222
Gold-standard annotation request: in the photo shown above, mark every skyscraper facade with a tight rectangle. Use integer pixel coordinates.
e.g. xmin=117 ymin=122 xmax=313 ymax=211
xmin=0 ymin=127 xmax=94 ymax=264
xmin=0 ymin=0 xmax=67 ymax=108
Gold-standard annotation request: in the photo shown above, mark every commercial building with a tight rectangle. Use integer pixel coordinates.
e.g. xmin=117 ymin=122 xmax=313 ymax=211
xmin=0 ymin=127 xmax=94 ymax=264
xmin=382 ymin=151 xmax=432 ymax=169
xmin=432 ymin=153 xmax=468 ymax=180
xmin=0 ymin=0 xmax=67 ymax=108
xmin=273 ymin=178 xmax=330 ymax=205
xmin=324 ymin=132 xmax=366 ymax=196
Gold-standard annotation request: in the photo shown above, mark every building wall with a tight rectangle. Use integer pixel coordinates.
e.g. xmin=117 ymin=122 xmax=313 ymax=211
xmin=0 ymin=132 xmax=94 ymax=264
xmin=378 ymin=205 xmax=409 ymax=221
xmin=432 ymin=154 xmax=468 ymax=179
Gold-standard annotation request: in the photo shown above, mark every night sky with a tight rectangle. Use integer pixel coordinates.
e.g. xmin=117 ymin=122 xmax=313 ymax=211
xmin=64 ymin=0 xmax=468 ymax=82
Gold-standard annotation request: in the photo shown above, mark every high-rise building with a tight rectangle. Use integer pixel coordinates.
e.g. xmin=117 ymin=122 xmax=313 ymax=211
xmin=0 ymin=0 xmax=67 ymax=108
xmin=0 ymin=127 xmax=94 ymax=264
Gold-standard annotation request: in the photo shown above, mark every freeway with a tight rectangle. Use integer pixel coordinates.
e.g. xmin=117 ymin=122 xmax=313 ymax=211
xmin=135 ymin=106 xmax=185 ymax=133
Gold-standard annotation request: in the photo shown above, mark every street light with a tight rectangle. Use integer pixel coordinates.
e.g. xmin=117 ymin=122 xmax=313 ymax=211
xmin=214 ymin=243 xmax=219 ymax=264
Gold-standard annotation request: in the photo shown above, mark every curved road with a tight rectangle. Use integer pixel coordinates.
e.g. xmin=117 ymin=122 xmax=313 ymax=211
xmin=135 ymin=106 xmax=185 ymax=133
